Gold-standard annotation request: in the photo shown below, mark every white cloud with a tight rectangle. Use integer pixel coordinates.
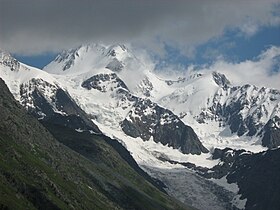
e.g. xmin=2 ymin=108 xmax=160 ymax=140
xmin=204 ymin=46 xmax=280 ymax=89
xmin=239 ymin=21 xmax=259 ymax=37
xmin=0 ymin=0 xmax=279 ymax=55
xmin=154 ymin=46 xmax=280 ymax=90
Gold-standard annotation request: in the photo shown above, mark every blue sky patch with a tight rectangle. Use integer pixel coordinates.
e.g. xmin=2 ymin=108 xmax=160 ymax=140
xmin=155 ymin=25 xmax=280 ymax=70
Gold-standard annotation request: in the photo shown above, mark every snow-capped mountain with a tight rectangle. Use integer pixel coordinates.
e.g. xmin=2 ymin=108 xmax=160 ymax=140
xmin=43 ymin=44 xmax=209 ymax=154
xmin=1 ymin=44 xmax=280 ymax=210
xmin=42 ymin=44 xmax=280 ymax=152
xmin=156 ymin=71 xmax=280 ymax=151
xmin=0 ymin=51 xmax=100 ymax=133
xmin=43 ymin=43 xmax=149 ymax=92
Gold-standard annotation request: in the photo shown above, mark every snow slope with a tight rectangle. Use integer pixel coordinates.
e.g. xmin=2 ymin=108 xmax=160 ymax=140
xmin=0 ymin=51 xmax=58 ymax=101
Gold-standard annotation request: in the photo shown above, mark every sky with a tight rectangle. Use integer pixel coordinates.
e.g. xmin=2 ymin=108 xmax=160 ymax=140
xmin=0 ymin=0 xmax=280 ymax=88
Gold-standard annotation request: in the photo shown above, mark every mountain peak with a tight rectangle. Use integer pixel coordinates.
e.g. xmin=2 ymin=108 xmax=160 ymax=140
xmin=0 ymin=51 xmax=20 ymax=72
xmin=212 ymin=71 xmax=230 ymax=87
xmin=106 ymin=44 xmax=127 ymax=56
xmin=43 ymin=43 xmax=142 ymax=77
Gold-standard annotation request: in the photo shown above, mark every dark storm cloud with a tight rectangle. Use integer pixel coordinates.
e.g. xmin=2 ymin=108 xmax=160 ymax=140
xmin=0 ymin=0 xmax=279 ymax=55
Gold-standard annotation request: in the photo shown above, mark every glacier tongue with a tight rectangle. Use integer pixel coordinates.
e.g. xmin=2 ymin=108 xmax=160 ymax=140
xmin=97 ymin=123 xmax=237 ymax=210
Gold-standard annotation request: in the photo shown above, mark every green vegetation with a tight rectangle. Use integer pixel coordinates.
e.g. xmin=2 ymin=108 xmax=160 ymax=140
xmin=0 ymin=78 xmax=191 ymax=210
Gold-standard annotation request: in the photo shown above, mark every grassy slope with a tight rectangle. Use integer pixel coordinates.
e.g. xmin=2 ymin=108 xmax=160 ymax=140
xmin=0 ymin=78 xmax=191 ymax=210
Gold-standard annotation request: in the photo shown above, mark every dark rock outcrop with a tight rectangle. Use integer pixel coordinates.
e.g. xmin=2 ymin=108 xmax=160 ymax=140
xmin=0 ymin=52 xmax=20 ymax=71
xmin=106 ymin=58 xmax=124 ymax=72
xmin=122 ymin=98 xmax=208 ymax=154
xmin=227 ymin=149 xmax=280 ymax=210
xmin=81 ymin=73 xmax=128 ymax=92
xmin=261 ymin=116 xmax=280 ymax=149
xmin=193 ymin=148 xmax=280 ymax=210
xmin=20 ymin=78 xmax=100 ymax=132
xmin=222 ymin=85 xmax=266 ymax=137
xmin=212 ymin=72 xmax=230 ymax=88
xmin=137 ymin=77 xmax=154 ymax=97
xmin=54 ymin=49 xmax=79 ymax=71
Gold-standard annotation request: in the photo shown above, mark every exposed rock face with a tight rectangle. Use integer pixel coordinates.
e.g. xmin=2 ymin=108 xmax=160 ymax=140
xmin=54 ymin=49 xmax=79 ymax=71
xmin=202 ymin=148 xmax=251 ymax=179
xmin=121 ymin=98 xmax=208 ymax=154
xmin=105 ymin=44 xmax=127 ymax=57
xmin=82 ymin=73 xmax=128 ymax=92
xmin=137 ymin=77 xmax=154 ymax=97
xmin=222 ymin=85 xmax=274 ymax=137
xmin=106 ymin=58 xmax=124 ymax=72
xmin=20 ymin=78 xmax=100 ymax=132
xmin=165 ymin=77 xmax=186 ymax=86
xmin=261 ymin=116 xmax=280 ymax=148
xmin=0 ymin=51 xmax=20 ymax=71
xmin=227 ymin=149 xmax=280 ymax=210
xmin=212 ymin=72 xmax=230 ymax=88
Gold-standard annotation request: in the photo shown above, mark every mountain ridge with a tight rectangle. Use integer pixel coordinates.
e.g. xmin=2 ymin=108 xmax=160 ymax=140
xmin=41 ymin=44 xmax=280 ymax=151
